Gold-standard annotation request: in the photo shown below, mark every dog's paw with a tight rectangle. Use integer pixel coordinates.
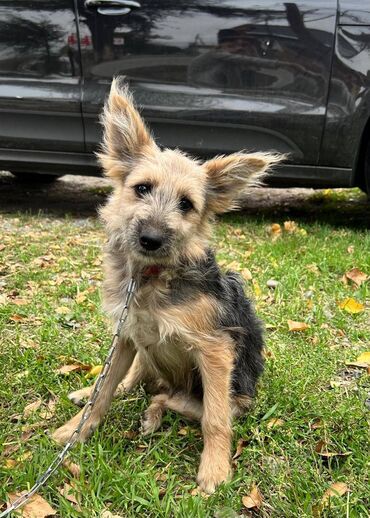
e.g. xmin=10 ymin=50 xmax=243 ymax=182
xmin=196 ymin=456 xmax=232 ymax=494
xmin=140 ymin=408 xmax=163 ymax=435
xmin=68 ymin=387 xmax=92 ymax=407
xmin=52 ymin=411 xmax=98 ymax=445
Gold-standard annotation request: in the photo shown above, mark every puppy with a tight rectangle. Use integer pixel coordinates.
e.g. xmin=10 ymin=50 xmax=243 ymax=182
xmin=53 ymin=78 xmax=282 ymax=493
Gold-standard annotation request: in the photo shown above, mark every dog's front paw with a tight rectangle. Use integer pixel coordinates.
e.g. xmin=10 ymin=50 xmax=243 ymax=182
xmin=52 ymin=410 xmax=98 ymax=445
xmin=196 ymin=455 xmax=232 ymax=494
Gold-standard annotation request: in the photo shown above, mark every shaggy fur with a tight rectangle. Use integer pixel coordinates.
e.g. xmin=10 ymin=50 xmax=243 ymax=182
xmin=53 ymin=78 xmax=283 ymax=493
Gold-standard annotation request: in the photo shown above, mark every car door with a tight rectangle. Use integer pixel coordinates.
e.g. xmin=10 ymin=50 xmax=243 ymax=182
xmin=77 ymin=0 xmax=337 ymax=168
xmin=0 ymin=0 xmax=84 ymax=154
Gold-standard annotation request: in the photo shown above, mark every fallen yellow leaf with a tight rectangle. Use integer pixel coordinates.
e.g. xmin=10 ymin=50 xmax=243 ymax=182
xmin=266 ymin=418 xmax=285 ymax=429
xmin=85 ymin=365 xmax=103 ymax=378
xmin=287 ymin=320 xmax=310 ymax=332
xmin=2 ymin=459 xmax=17 ymax=469
xmin=242 ymin=484 xmax=263 ymax=509
xmin=253 ymin=281 xmax=262 ymax=298
xmin=338 ymin=298 xmax=364 ymax=314
xmin=356 ymin=351 xmax=370 ymax=365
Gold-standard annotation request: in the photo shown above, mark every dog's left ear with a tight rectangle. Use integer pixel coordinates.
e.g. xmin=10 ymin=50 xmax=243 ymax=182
xmin=204 ymin=152 xmax=283 ymax=213
xmin=98 ymin=77 xmax=157 ymax=180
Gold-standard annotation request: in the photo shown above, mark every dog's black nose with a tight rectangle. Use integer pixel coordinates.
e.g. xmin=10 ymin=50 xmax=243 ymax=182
xmin=139 ymin=231 xmax=163 ymax=251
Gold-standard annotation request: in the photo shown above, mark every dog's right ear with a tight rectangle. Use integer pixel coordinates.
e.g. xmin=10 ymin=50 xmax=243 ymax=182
xmin=97 ymin=78 xmax=156 ymax=180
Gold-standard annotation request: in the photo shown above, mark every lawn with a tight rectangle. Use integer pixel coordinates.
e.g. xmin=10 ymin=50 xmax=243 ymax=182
xmin=0 ymin=187 xmax=369 ymax=517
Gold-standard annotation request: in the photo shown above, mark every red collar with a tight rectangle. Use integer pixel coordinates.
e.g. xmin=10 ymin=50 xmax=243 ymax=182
xmin=142 ymin=265 xmax=163 ymax=277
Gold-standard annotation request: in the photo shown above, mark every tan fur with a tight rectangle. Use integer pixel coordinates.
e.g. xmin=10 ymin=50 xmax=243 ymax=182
xmin=53 ymin=80 xmax=283 ymax=493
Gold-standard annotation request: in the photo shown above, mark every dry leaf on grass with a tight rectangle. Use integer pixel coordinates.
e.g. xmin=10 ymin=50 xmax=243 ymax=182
xmin=21 ymin=421 xmax=48 ymax=433
xmin=12 ymin=298 xmax=28 ymax=306
xmin=39 ymin=399 xmax=57 ymax=420
xmin=313 ymin=482 xmax=349 ymax=516
xmin=2 ymin=459 xmax=17 ymax=469
xmin=287 ymin=320 xmax=310 ymax=332
xmin=266 ymin=418 xmax=285 ymax=429
xmin=7 ymin=493 xmax=56 ymax=518
xmin=241 ymin=268 xmax=253 ymax=281
xmin=322 ymin=481 xmax=349 ymax=502
xmin=9 ymin=314 xmax=25 ymax=323
xmin=62 ymin=459 xmax=81 ymax=478
xmin=58 ymin=483 xmax=78 ymax=503
xmin=55 ymin=306 xmax=71 ymax=315
xmin=338 ymin=298 xmax=364 ymax=314
xmin=343 ymin=268 xmax=368 ymax=287
xmin=242 ymin=484 xmax=263 ymax=509
xmin=23 ymin=399 xmax=42 ymax=418
xmin=315 ymin=440 xmax=351 ymax=458
xmin=269 ymin=223 xmax=282 ymax=240
xmin=310 ymin=419 xmax=324 ymax=430
xmin=55 ymin=364 xmax=87 ymax=375
xmin=16 ymin=451 xmax=33 ymax=463
xmin=233 ymin=438 xmax=248 ymax=460
xmin=283 ymin=220 xmax=298 ymax=233
xmin=346 ymin=351 xmax=370 ymax=369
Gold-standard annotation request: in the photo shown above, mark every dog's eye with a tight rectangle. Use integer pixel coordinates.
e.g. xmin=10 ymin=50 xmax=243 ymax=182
xmin=134 ymin=184 xmax=152 ymax=197
xmin=179 ymin=196 xmax=193 ymax=213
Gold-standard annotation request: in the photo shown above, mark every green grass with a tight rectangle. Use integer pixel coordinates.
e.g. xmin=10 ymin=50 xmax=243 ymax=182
xmin=0 ymin=189 xmax=369 ymax=517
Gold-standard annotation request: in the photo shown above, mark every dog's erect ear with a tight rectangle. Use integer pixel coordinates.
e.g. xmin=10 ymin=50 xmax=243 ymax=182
xmin=204 ymin=152 xmax=283 ymax=213
xmin=97 ymin=77 xmax=156 ymax=180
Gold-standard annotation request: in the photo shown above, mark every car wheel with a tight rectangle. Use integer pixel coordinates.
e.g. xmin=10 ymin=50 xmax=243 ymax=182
xmin=11 ymin=172 xmax=61 ymax=184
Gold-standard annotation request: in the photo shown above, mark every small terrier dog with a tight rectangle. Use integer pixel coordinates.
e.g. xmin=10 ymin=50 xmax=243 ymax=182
xmin=53 ymin=78 xmax=282 ymax=493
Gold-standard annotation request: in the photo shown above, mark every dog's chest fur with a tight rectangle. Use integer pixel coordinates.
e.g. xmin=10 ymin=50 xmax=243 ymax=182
xmin=124 ymin=283 xmax=196 ymax=391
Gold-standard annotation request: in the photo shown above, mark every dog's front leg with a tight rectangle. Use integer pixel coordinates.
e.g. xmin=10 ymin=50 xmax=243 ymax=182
xmin=53 ymin=337 xmax=135 ymax=444
xmin=196 ymin=339 xmax=233 ymax=494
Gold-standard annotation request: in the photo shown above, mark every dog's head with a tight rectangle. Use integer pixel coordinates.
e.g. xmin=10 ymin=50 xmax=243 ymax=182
xmin=99 ymin=78 xmax=283 ymax=271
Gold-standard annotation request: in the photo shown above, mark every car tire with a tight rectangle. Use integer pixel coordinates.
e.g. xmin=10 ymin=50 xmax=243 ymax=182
xmin=11 ymin=172 xmax=61 ymax=184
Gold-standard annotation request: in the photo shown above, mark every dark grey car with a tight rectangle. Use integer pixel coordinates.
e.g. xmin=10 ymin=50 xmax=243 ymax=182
xmin=1 ymin=0 xmax=370 ymax=193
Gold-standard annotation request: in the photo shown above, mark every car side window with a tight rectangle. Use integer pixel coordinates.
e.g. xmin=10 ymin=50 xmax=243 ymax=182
xmin=0 ymin=0 xmax=79 ymax=78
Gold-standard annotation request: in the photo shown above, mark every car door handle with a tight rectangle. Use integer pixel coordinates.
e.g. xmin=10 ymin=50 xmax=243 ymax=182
xmin=85 ymin=0 xmax=141 ymax=15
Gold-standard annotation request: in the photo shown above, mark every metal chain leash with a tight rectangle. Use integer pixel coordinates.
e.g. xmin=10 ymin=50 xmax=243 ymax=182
xmin=0 ymin=279 xmax=137 ymax=518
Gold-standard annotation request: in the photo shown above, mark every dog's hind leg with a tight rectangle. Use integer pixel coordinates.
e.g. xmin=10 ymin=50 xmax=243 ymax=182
xmin=141 ymin=393 xmax=168 ymax=435
xmin=53 ymin=338 xmax=136 ymax=444
xmin=165 ymin=393 xmax=203 ymax=421
xmin=141 ymin=393 xmax=203 ymax=435
xmin=68 ymin=353 xmax=145 ymax=407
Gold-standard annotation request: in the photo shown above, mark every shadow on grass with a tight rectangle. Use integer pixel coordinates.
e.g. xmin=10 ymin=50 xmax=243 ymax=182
xmin=0 ymin=171 xmax=369 ymax=229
